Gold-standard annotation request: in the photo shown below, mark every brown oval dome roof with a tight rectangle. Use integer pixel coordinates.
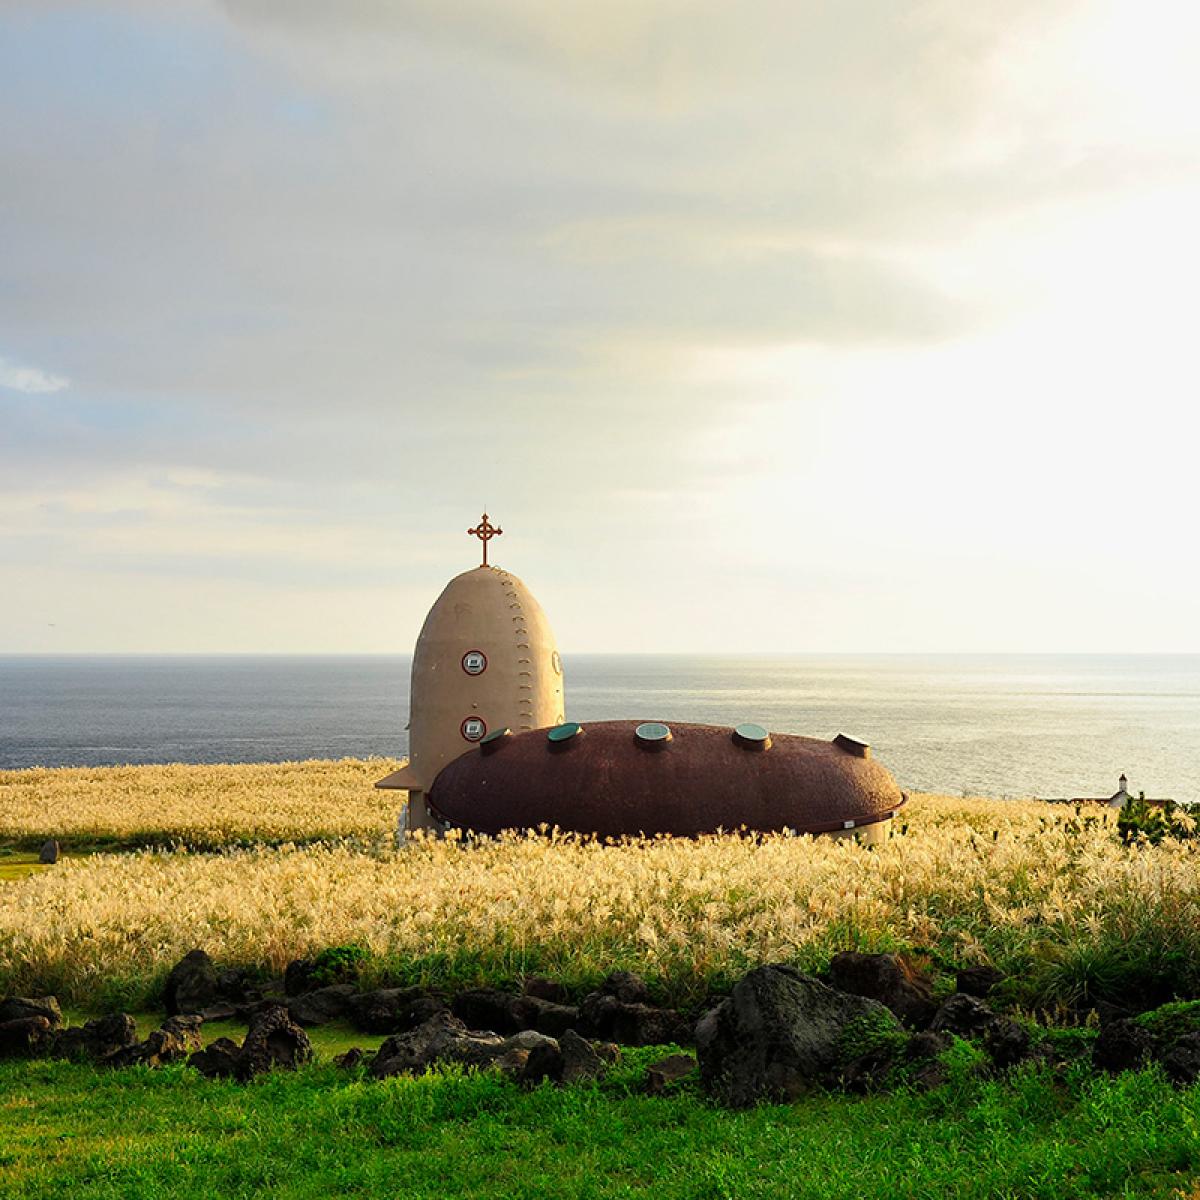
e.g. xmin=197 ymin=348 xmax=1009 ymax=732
xmin=427 ymin=720 xmax=905 ymax=838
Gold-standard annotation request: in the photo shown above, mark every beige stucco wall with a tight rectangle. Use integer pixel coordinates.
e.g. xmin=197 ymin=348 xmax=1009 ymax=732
xmin=379 ymin=565 xmax=564 ymax=834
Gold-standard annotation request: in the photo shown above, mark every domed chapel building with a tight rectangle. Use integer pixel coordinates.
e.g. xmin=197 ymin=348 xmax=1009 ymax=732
xmin=376 ymin=514 xmax=565 ymax=834
xmin=377 ymin=516 xmax=906 ymax=843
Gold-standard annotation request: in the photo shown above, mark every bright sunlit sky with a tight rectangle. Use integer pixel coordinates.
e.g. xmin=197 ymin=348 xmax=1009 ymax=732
xmin=3 ymin=1 xmax=1199 ymax=653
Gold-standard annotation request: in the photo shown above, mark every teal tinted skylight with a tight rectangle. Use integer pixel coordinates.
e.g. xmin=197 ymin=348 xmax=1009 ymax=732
xmin=634 ymin=722 xmax=672 ymax=744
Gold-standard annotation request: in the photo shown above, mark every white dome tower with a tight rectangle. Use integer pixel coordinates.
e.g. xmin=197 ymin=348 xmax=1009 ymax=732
xmin=376 ymin=515 xmax=565 ymax=836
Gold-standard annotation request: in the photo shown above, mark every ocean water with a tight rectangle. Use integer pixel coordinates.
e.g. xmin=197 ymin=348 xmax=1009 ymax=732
xmin=1 ymin=655 xmax=1197 ymax=803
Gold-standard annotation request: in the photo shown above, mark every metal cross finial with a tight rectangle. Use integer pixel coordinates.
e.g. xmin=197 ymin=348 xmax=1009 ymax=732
xmin=467 ymin=512 xmax=503 ymax=567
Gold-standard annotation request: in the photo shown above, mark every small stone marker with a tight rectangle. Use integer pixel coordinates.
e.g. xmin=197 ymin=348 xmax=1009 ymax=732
xmin=39 ymin=840 xmax=59 ymax=865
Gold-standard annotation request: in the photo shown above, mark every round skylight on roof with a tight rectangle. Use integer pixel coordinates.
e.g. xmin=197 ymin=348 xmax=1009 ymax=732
xmin=733 ymin=723 xmax=772 ymax=751
xmin=480 ymin=727 xmax=512 ymax=754
xmin=634 ymin=721 xmax=672 ymax=746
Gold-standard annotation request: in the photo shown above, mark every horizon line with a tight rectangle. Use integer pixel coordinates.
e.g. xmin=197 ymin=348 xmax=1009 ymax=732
xmin=4 ymin=650 xmax=1200 ymax=659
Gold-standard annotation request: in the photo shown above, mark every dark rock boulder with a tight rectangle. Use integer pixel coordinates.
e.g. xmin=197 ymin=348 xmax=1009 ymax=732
xmin=578 ymin=989 xmax=685 ymax=1045
xmin=0 ymin=1016 xmax=53 ymax=1058
xmin=578 ymin=991 xmax=621 ymax=1037
xmin=374 ymin=1015 xmax=458 ymax=1077
xmin=284 ymin=959 xmax=318 ymax=997
xmin=577 ymin=972 xmax=654 ymax=1033
xmin=838 ymin=1043 xmax=901 ymax=1094
xmin=448 ymin=989 xmax=579 ymax=1038
xmin=102 ymin=1015 xmax=204 ymax=1069
xmin=929 ymin=994 xmax=995 ymax=1037
xmin=492 ymin=1029 xmax=560 ymax=1070
xmin=983 ymin=1017 xmax=1032 ymax=1069
xmin=601 ymin=971 xmax=650 ymax=1005
xmin=158 ymin=1015 xmax=205 ymax=1058
xmin=0 ymin=996 xmax=63 ymax=1029
xmin=198 ymin=1004 xmax=241 ymax=1024
xmin=1093 ymin=999 xmax=1134 ymax=1026
xmin=827 ymin=952 xmax=937 ymax=1029
xmin=645 ymin=1053 xmax=697 ymax=1094
xmin=902 ymin=1032 xmax=954 ymax=1090
xmin=524 ymin=997 xmax=580 ymax=1038
xmin=610 ymin=1002 xmax=689 ymax=1047
xmin=956 ymin=965 xmax=1004 ymax=999
xmin=370 ymin=1012 xmax=558 ymax=1079
xmin=215 ymin=968 xmax=261 ymax=1007
xmin=1161 ymin=1032 xmax=1200 ymax=1087
xmin=53 ymin=1013 xmax=138 ymax=1061
xmin=187 ymin=1010 xmax=314 ymax=1081
xmin=451 ymin=988 xmax=536 ymax=1035
xmin=371 ymin=1012 xmax=474 ymax=1077
xmin=237 ymin=1004 xmax=313 ymax=1079
xmin=518 ymin=1039 xmax=562 ymax=1086
xmin=288 ymin=984 xmax=356 ymax=1027
xmin=906 ymin=1030 xmax=952 ymax=1061
xmin=334 ymin=1047 xmax=367 ymax=1070
xmin=523 ymin=977 xmax=567 ymax=1004
xmin=515 ymin=1029 xmax=607 ymax=1087
xmin=403 ymin=996 xmax=451 ymax=1031
xmin=39 ymin=839 xmax=59 ymax=864
xmin=911 ymin=1059 xmax=949 ymax=1090
xmin=1131 ymin=999 xmax=1200 ymax=1044
xmin=188 ymin=1037 xmax=242 ymax=1079
xmin=593 ymin=1040 xmax=621 ymax=1064
xmin=1092 ymin=1019 xmax=1155 ymax=1073
xmin=560 ymin=1029 xmax=606 ymax=1084
xmin=694 ymin=964 xmax=902 ymax=1107
xmin=347 ymin=988 xmax=445 ymax=1035
xmin=492 ymin=1047 xmax=528 ymax=1080
xmin=164 ymin=950 xmax=220 ymax=1016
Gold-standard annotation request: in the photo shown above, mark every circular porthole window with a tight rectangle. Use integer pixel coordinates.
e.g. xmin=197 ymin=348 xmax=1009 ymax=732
xmin=480 ymin=727 xmax=511 ymax=754
xmin=551 ymin=650 xmax=562 ymax=675
xmin=634 ymin=722 xmax=672 ymax=746
xmin=462 ymin=650 xmax=487 ymax=676
xmin=460 ymin=717 xmax=487 ymax=742
xmin=547 ymin=721 xmax=582 ymax=744
xmin=733 ymin=723 xmax=772 ymax=751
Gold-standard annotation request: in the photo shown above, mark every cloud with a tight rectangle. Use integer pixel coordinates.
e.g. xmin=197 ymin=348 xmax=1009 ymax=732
xmin=1 ymin=1 xmax=1198 ymax=651
xmin=0 ymin=355 xmax=68 ymax=395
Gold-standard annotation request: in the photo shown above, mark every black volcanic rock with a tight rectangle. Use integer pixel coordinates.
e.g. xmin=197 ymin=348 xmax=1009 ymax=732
xmin=956 ymin=965 xmax=1004 ymax=998
xmin=348 ymin=988 xmax=445 ymax=1035
xmin=237 ymin=1004 xmax=312 ymax=1079
xmin=0 ymin=997 xmax=62 ymax=1029
xmin=828 ymin=952 xmax=936 ymax=1028
xmin=54 ymin=1013 xmax=138 ymax=1061
xmin=164 ymin=950 xmax=220 ymax=1016
xmin=929 ymin=994 xmax=995 ymax=1037
xmin=695 ymin=964 xmax=900 ymax=1107
xmin=1092 ymin=1019 xmax=1155 ymax=1073
xmin=287 ymin=984 xmax=355 ymax=1027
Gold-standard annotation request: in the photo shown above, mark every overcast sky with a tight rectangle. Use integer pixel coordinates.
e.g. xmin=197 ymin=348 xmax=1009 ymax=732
xmin=3 ymin=0 xmax=1198 ymax=653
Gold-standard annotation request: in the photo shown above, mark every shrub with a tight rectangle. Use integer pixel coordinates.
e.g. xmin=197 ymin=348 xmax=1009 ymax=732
xmin=311 ymin=944 xmax=370 ymax=986
xmin=1117 ymin=795 xmax=1195 ymax=846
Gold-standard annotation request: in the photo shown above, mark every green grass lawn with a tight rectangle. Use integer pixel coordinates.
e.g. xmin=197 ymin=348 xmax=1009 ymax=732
xmin=0 ymin=852 xmax=53 ymax=883
xmin=2 ymin=1050 xmax=1198 ymax=1199
xmin=60 ymin=1012 xmax=391 ymax=1059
